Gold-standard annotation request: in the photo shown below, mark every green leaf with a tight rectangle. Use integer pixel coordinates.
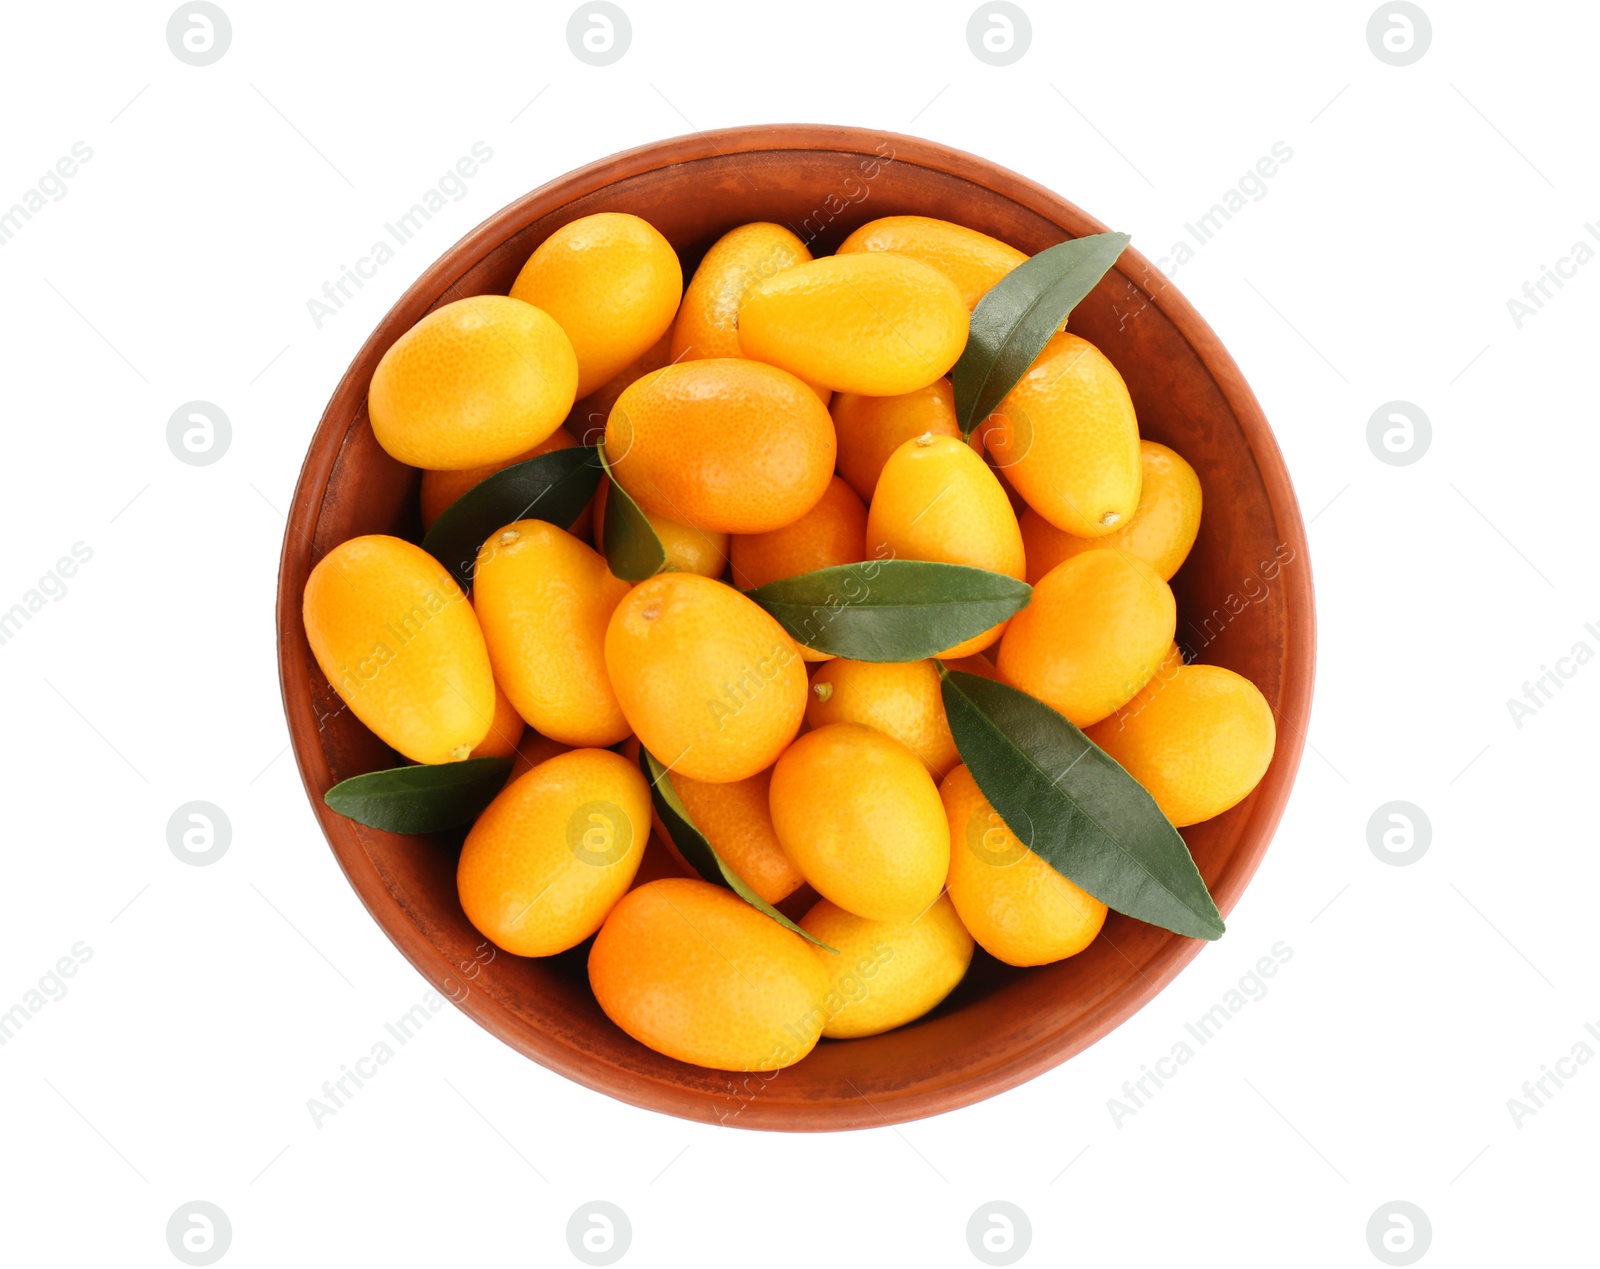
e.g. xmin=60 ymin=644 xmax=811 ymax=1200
xmin=324 ymin=757 xmax=513 ymax=834
xmin=937 ymin=667 xmax=1224 ymax=940
xmin=421 ymin=444 xmax=601 ymax=590
xmin=747 ymin=560 xmax=1031 ymax=661
xmin=640 ymin=747 xmax=836 ymax=952
xmin=952 ymin=231 xmax=1132 ymax=437
xmin=597 ymin=442 xmax=666 ymax=581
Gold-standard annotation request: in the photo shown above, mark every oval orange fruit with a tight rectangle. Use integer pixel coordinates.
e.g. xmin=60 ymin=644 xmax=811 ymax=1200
xmin=1018 ymin=440 xmax=1201 ymax=583
xmin=368 ymin=295 xmax=578 ymax=470
xmin=1087 ymin=664 xmax=1275 ymax=827
xmin=606 ymin=359 xmax=836 ymax=535
xmin=303 ymin=535 xmax=494 ymax=764
xmin=981 ymin=330 xmax=1141 ymax=538
xmin=604 ymin=573 xmax=807 ymax=783
xmin=866 ymin=433 xmax=1025 ymax=656
xmin=836 ymin=215 xmax=1027 ymax=311
xmin=509 ymin=212 xmax=682 ymax=398
xmin=738 ymin=253 xmax=968 ymax=395
xmin=589 ymin=877 xmax=828 ymax=1071
xmin=769 ymin=723 xmax=950 ymax=923
xmin=457 ymin=748 xmax=649 ymax=956
xmin=472 ymin=521 xmax=632 ymax=747
xmin=996 ymin=550 xmax=1176 ymax=727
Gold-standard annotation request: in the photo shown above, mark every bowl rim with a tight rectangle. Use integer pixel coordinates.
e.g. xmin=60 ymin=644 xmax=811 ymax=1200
xmin=275 ymin=123 xmax=1316 ymax=1131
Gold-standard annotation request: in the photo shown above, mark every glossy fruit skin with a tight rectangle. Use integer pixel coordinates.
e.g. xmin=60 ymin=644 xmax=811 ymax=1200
xmin=805 ymin=658 xmax=960 ymax=779
xmin=1018 ymin=441 xmax=1201 ymax=583
xmin=509 ymin=212 xmax=682 ymax=398
xmin=369 ymin=295 xmax=578 ymax=470
xmin=668 ymin=766 xmax=804 ymax=904
xmin=673 ymin=222 xmax=810 ymax=361
xmin=672 ymin=222 xmax=832 ymax=405
xmin=419 ymin=426 xmax=585 ymax=533
xmin=458 ymin=749 xmax=649 ymax=956
xmin=594 ymin=478 xmax=728 ymax=578
xmin=1087 ymin=664 xmax=1275 ymax=827
xmin=468 ymin=680 xmax=526 ymax=759
xmin=729 ymin=476 xmax=867 ymax=591
xmin=867 ymin=434 xmax=1026 ymax=657
xmin=837 ymin=215 xmax=1027 ymax=311
xmin=303 ymin=535 xmax=494 ymax=764
xmin=605 ymin=573 xmax=807 ymax=783
xmin=1123 ymin=641 xmax=1184 ymax=716
xmin=799 ymin=894 xmax=974 ymax=1039
xmin=472 ymin=521 xmax=632 ymax=747
xmin=940 ymin=764 xmax=1108 ymax=967
xmin=830 ymin=379 xmax=962 ymax=503
xmin=997 ymin=550 xmax=1176 ymax=728
xmin=606 ymin=359 xmax=836 ymax=534
xmin=981 ymin=330 xmax=1141 ymax=538
xmin=738 ymin=253 xmax=968 ymax=396
xmin=769 ymin=723 xmax=950 ymax=922
xmin=589 ymin=878 xmax=829 ymax=1071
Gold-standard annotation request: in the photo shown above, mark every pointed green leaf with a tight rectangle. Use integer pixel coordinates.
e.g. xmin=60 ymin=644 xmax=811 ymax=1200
xmin=421 ymin=444 xmax=601 ymax=590
xmin=952 ymin=231 xmax=1132 ymax=436
xmin=937 ymin=666 xmax=1224 ymax=940
xmin=640 ymin=747 xmax=836 ymax=952
xmin=324 ymin=757 xmax=513 ymax=834
xmin=597 ymin=442 xmax=666 ymax=582
xmin=747 ymin=561 xmax=1031 ymax=661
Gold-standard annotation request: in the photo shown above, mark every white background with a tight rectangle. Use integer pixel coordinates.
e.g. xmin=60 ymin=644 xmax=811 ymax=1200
xmin=1 ymin=1 xmax=1594 ymax=1265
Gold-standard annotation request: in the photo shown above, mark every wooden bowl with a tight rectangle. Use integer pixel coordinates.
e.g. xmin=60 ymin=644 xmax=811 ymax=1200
xmin=276 ymin=124 xmax=1314 ymax=1131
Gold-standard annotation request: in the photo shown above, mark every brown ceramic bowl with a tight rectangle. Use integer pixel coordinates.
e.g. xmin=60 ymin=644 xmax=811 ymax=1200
xmin=276 ymin=124 xmax=1314 ymax=1131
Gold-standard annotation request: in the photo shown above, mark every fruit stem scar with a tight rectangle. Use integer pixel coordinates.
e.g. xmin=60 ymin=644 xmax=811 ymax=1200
xmin=498 ymin=529 xmax=519 ymax=544
xmin=449 ymin=744 xmax=471 ymax=760
xmin=1099 ymin=511 xmax=1120 ymax=528
xmin=915 ymin=431 xmax=936 ymax=447
xmin=812 ymin=682 xmax=833 ymax=702
xmin=642 ymin=600 xmax=662 ymax=621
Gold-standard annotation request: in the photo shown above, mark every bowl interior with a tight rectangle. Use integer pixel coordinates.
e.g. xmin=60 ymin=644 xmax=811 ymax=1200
xmin=277 ymin=126 xmax=1313 ymax=1131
